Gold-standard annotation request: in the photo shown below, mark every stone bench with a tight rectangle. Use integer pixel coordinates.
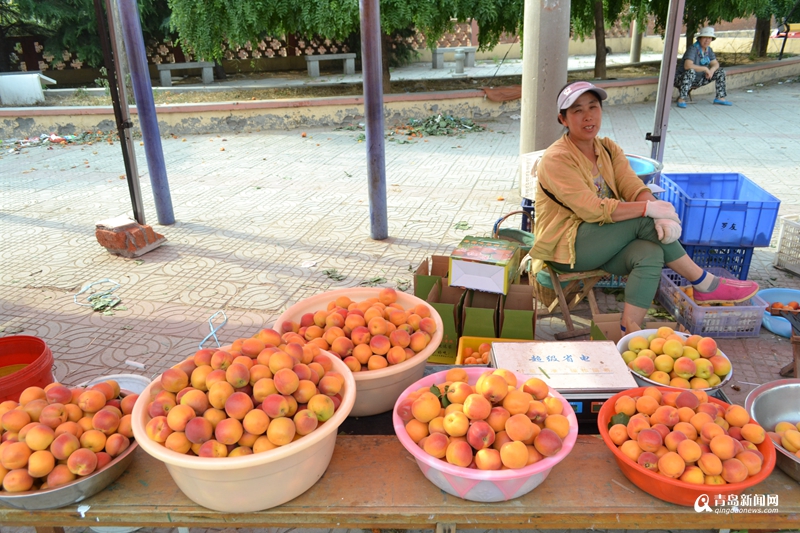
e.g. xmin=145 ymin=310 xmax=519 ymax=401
xmin=156 ymin=61 xmax=214 ymax=87
xmin=432 ymin=47 xmax=477 ymax=69
xmin=305 ymin=53 xmax=357 ymax=78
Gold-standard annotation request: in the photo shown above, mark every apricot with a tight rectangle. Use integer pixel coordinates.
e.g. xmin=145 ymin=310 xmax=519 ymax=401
xmin=636 ymin=428 xmax=663 ymax=453
xmin=735 ymin=450 xmax=763 ymax=477
xmin=709 ymin=434 xmax=737 ymax=460
xmin=505 ymin=413 xmax=536 ymax=442
xmin=502 ymin=390 xmax=533 ymax=416
xmin=543 ymin=413 xmax=570 ymax=440
xmin=664 ymin=430 xmax=687 ymax=452
xmin=637 ymin=451 xmax=659 ymax=471
xmin=689 ymin=412 xmax=714 ymax=434
xmin=697 ymin=452 xmax=723 ymax=476
xmin=609 ymin=424 xmax=629 ymax=446
xmin=635 ymin=395 xmax=660 ymax=416
xmin=500 ymin=440 xmax=528 ymax=468
xmin=677 ymin=439 xmax=702 ymax=463
xmin=724 ymin=405 xmax=751 ymax=428
xmin=657 ymin=451 xmax=685 ymax=478
xmin=614 ymin=396 xmax=636 ymax=417
xmin=721 ymin=457 xmax=748 ymax=483
xmin=405 ymin=418 xmax=429 ymax=443
xmin=680 ymin=465 xmax=705 ymax=485
xmin=532 ymin=428 xmax=563 ymax=457
xmin=422 ymin=432 xmax=449 ymax=459
xmin=626 ymin=415 xmax=651 ymax=441
xmin=445 ymin=440 xmax=473 ymax=467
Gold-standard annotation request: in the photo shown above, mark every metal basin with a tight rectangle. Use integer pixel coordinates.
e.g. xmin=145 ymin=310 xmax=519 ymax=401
xmin=745 ymin=379 xmax=800 ymax=482
xmin=626 ymin=154 xmax=663 ymax=186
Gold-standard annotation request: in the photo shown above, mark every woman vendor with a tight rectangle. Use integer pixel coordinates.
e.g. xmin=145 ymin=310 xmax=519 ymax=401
xmin=530 ymin=81 xmax=758 ymax=334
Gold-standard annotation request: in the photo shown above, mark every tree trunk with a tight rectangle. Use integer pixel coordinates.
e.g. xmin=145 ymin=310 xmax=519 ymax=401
xmin=0 ymin=34 xmax=10 ymax=72
xmin=381 ymin=32 xmax=391 ymax=92
xmin=751 ymin=17 xmax=771 ymax=57
xmin=593 ymin=0 xmax=607 ymax=79
xmin=213 ymin=60 xmax=226 ymax=80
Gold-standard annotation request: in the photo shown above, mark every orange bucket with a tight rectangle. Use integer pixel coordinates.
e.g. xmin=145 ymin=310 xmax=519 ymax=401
xmin=0 ymin=336 xmax=54 ymax=402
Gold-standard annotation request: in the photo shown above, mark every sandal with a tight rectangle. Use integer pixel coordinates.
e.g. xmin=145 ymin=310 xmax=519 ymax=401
xmin=677 ymin=99 xmax=687 ymax=108
xmin=713 ymin=98 xmax=733 ymax=106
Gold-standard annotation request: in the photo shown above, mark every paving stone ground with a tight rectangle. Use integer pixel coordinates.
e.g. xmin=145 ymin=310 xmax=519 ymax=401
xmin=1 ymin=68 xmax=799 ymax=533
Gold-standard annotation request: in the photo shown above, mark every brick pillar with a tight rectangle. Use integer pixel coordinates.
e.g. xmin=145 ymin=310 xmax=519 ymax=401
xmin=95 ymin=216 xmax=166 ymax=258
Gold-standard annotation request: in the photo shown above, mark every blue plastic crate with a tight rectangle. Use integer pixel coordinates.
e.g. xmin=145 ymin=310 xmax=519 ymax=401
xmin=657 ymin=267 xmax=766 ymax=338
xmin=521 ymin=198 xmax=534 ymax=232
xmin=661 ymin=172 xmax=780 ymax=247
xmin=684 ymin=244 xmax=754 ymax=280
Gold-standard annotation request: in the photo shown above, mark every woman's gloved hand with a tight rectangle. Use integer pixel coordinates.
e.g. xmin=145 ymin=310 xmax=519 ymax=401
xmin=645 ymin=200 xmax=681 ymax=223
xmin=654 ymin=218 xmax=682 ymax=244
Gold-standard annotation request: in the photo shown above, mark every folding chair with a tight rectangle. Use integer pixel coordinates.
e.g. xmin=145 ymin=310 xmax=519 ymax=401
xmin=492 ymin=209 xmax=606 ymax=340
xmin=541 ymin=264 xmax=604 ymax=340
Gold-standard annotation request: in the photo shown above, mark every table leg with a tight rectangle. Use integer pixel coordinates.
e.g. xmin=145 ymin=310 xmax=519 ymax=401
xmin=436 ymin=523 xmax=457 ymax=533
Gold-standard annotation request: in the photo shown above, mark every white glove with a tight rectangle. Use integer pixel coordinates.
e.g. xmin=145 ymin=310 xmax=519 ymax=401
xmin=645 ymin=200 xmax=681 ymax=223
xmin=654 ymin=218 xmax=682 ymax=244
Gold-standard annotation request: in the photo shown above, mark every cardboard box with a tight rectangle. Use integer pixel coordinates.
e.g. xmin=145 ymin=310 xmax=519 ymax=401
xmin=461 ymin=290 xmax=500 ymax=339
xmin=414 ymin=255 xmax=450 ymax=299
xmin=425 ymin=279 xmax=466 ymax=364
xmin=456 ymin=336 xmax=535 ymax=365
xmin=499 ymin=277 xmax=537 ymax=340
xmin=590 ymin=312 xmax=680 ymax=343
xmin=449 ymin=236 xmax=521 ymax=295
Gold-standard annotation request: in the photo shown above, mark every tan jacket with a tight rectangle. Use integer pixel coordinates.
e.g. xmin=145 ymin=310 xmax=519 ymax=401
xmin=530 ymin=134 xmax=650 ymax=268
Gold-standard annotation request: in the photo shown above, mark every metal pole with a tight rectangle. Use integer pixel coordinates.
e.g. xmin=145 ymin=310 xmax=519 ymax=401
xmin=520 ymin=0 xmax=571 ymax=154
xmin=647 ymin=0 xmax=686 ymax=164
xmin=359 ymin=0 xmax=388 ymax=240
xmin=117 ymin=0 xmax=175 ymax=225
xmin=99 ymin=0 xmax=144 ymax=224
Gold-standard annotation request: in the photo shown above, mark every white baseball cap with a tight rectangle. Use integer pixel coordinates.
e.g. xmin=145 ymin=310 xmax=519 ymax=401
xmin=557 ymin=81 xmax=608 ymax=110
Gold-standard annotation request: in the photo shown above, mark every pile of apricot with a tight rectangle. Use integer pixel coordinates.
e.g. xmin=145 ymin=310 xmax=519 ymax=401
xmin=460 ymin=343 xmax=491 ymax=365
xmin=607 ymin=386 xmax=767 ymax=485
xmin=396 ymin=368 xmax=573 ymax=470
xmin=277 ymin=288 xmax=436 ymax=372
xmin=141 ymin=347 xmax=346 ymax=458
xmin=0 ymin=380 xmax=134 ymax=493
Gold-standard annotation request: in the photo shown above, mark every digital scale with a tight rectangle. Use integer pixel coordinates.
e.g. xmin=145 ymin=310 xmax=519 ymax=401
xmin=490 ymin=340 xmax=638 ymax=434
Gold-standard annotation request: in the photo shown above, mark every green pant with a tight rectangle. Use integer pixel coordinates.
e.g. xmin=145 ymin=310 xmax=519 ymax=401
xmin=550 ymin=218 xmax=687 ymax=309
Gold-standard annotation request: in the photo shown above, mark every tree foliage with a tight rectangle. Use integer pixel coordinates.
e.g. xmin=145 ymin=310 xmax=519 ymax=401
xmin=167 ymin=0 xmax=523 ymax=62
xmin=7 ymin=0 xmax=173 ymax=70
xmin=0 ymin=0 xmax=51 ymax=71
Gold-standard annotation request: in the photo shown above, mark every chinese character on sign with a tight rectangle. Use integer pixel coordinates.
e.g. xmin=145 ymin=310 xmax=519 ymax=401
xmin=730 ymin=223 xmax=736 ymax=230
xmin=546 ymin=355 xmax=558 ymax=362
xmin=767 ymin=494 xmax=779 ymax=506
xmin=739 ymin=494 xmax=752 ymax=506
xmin=563 ymin=354 xmax=573 ymax=363
xmin=726 ymin=494 xmax=739 ymax=506
xmin=753 ymin=494 xmax=765 ymax=506
xmin=579 ymin=354 xmax=590 ymax=361
xmin=721 ymin=223 xmax=728 ymax=229
xmin=714 ymin=494 xmax=727 ymax=506
xmin=529 ymin=355 xmax=543 ymax=363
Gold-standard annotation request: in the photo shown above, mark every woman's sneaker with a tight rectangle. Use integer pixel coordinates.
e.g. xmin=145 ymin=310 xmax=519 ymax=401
xmin=694 ymin=278 xmax=759 ymax=305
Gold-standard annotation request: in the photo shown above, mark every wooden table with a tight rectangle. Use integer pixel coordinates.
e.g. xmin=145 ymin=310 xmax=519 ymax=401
xmin=3 ymin=435 xmax=798 ymax=532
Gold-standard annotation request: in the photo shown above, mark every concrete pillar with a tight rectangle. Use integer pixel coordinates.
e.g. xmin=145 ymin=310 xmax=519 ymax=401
xmin=520 ymin=0 xmax=571 ymax=155
xmin=629 ymin=19 xmax=643 ymax=63
xmin=453 ymin=48 xmax=466 ymax=76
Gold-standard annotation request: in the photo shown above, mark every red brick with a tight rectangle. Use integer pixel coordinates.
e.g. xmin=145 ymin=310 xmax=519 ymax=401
xmin=95 ymin=229 xmax=127 ymax=249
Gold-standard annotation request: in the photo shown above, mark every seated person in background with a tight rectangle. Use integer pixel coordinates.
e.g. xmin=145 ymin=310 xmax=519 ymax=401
xmin=674 ymin=26 xmax=731 ymax=108
xmin=529 ymin=81 xmax=757 ymax=334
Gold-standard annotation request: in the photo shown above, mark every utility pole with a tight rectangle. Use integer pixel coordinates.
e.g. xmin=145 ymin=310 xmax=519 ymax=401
xmin=359 ymin=0 xmax=388 ymax=240
xmin=520 ymin=0 xmax=571 ymax=154
xmin=117 ymin=0 xmax=175 ymax=225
